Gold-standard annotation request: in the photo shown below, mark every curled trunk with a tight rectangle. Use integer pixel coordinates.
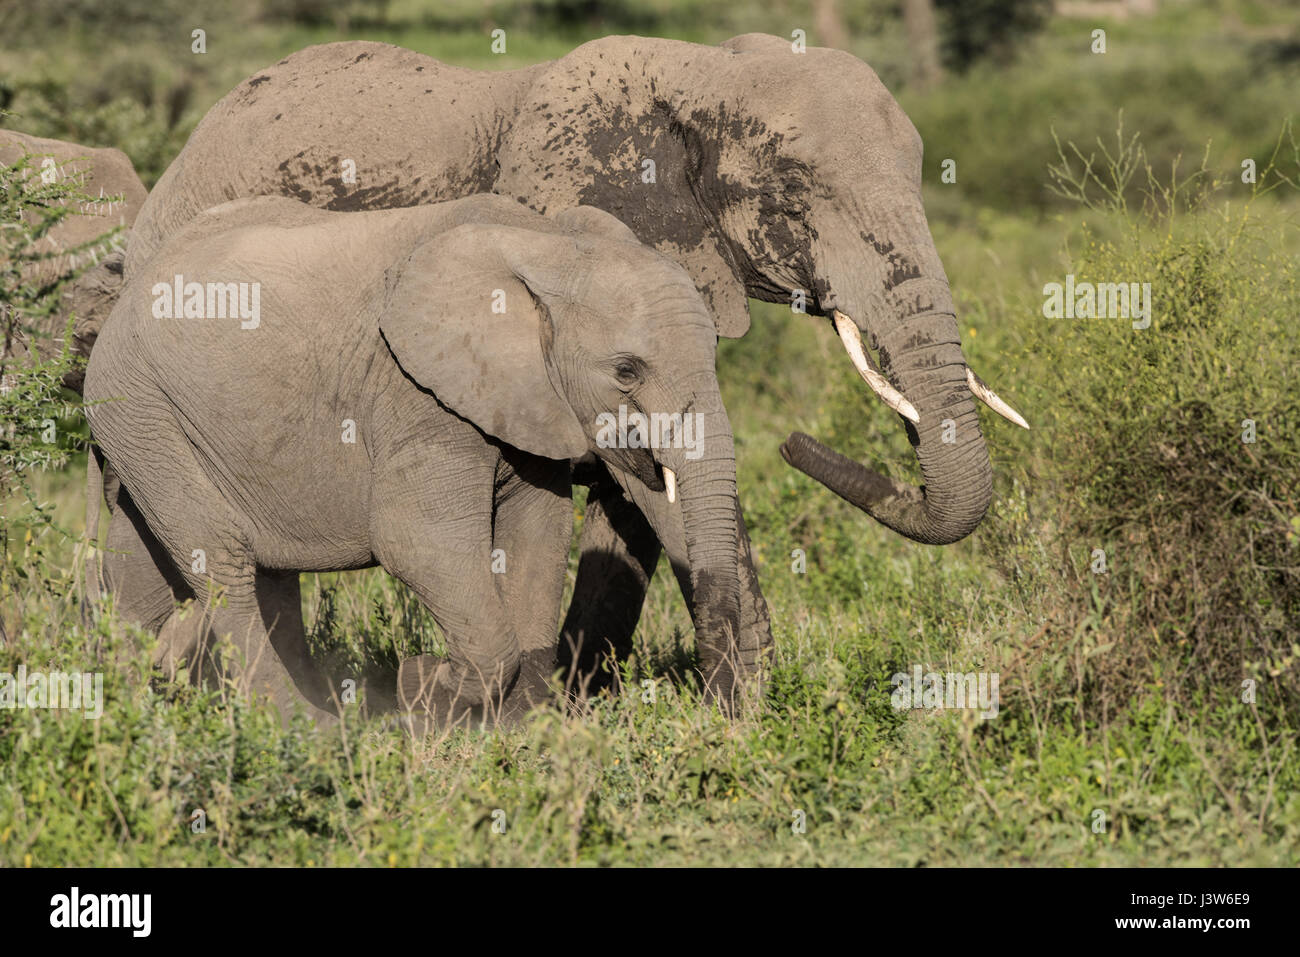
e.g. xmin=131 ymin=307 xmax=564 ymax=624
xmin=785 ymin=265 xmax=993 ymax=545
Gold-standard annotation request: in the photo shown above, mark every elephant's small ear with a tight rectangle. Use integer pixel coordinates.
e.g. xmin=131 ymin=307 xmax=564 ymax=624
xmin=379 ymin=225 xmax=590 ymax=462
xmin=554 ymin=206 xmax=640 ymax=244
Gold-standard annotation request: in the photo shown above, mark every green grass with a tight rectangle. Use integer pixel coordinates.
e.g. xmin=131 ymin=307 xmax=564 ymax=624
xmin=2 ymin=0 xmax=1299 ymax=866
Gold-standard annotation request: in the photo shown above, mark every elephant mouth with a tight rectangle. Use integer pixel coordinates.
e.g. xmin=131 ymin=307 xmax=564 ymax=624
xmin=592 ymin=400 xmax=698 ymax=502
xmin=596 ymin=444 xmax=664 ymax=493
xmin=600 ymin=449 xmax=679 ymax=503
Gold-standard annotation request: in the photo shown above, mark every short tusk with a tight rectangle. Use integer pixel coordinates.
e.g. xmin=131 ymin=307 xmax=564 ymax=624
xmin=832 ymin=310 xmax=920 ymax=425
xmin=663 ymin=467 xmax=677 ymax=504
xmin=966 ymin=368 xmax=1030 ymax=430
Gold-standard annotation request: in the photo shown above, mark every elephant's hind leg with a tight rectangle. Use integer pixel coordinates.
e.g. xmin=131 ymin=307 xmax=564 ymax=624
xmin=99 ymin=483 xmax=205 ymax=683
xmin=250 ymin=570 xmax=340 ymax=720
xmin=96 ymin=398 xmax=335 ymax=723
xmin=101 ymin=483 xmax=194 ymax=636
xmin=182 ymin=553 xmax=337 ymax=724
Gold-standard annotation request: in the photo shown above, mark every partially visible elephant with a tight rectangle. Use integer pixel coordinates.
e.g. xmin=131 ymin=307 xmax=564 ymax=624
xmin=0 ymin=129 xmax=147 ymax=391
xmin=85 ymin=194 xmax=744 ymax=725
xmin=121 ymin=34 xmax=1028 ymax=693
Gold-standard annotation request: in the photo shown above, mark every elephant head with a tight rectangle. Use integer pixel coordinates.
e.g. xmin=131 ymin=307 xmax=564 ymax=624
xmin=497 ymin=33 xmax=1029 ymax=544
xmin=377 ymin=207 xmax=742 ymax=692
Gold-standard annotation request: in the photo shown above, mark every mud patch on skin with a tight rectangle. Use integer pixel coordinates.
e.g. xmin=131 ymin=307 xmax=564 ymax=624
xmin=238 ymin=74 xmax=273 ymax=105
xmin=493 ymin=71 xmax=830 ymax=332
xmin=272 ymin=133 xmax=499 ymax=212
xmin=569 ymin=103 xmax=703 ymax=250
xmin=323 ymin=178 xmax=439 ymax=212
xmin=273 ymin=153 xmax=319 ymax=204
xmin=810 ymin=273 xmax=834 ymax=307
xmin=557 ymin=99 xmax=817 ymax=305
xmin=274 ymin=151 xmax=416 ymax=210
xmin=860 ymin=230 xmax=920 ymax=291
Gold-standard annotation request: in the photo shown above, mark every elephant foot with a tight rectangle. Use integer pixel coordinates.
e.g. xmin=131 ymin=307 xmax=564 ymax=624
xmin=397 ymin=653 xmax=551 ymax=735
xmin=492 ymin=648 xmax=558 ymax=727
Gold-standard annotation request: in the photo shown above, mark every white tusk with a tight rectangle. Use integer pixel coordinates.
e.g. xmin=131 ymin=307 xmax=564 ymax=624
xmin=832 ymin=310 xmax=920 ymax=425
xmin=663 ymin=467 xmax=677 ymax=504
xmin=967 ymin=368 xmax=1030 ymax=430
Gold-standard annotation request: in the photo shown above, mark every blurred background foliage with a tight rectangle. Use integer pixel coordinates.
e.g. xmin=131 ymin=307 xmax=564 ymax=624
xmin=1 ymin=0 xmax=1298 ymax=865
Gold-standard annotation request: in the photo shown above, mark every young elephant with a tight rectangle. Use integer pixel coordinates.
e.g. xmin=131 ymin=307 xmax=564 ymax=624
xmin=84 ymin=194 xmax=743 ymax=726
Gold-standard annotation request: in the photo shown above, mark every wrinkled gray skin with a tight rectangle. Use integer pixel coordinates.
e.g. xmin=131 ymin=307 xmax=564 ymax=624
xmin=0 ymin=130 xmax=147 ymax=391
xmin=85 ymin=194 xmax=742 ymax=725
xmin=124 ymin=33 xmax=997 ymax=694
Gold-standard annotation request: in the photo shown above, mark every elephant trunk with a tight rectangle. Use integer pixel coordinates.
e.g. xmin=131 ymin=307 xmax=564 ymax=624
xmin=784 ymin=243 xmax=996 ymax=544
xmin=659 ymin=378 xmax=743 ymax=700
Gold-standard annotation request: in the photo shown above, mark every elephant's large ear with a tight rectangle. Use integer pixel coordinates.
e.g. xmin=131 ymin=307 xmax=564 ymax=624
xmin=378 ymin=224 xmax=590 ymax=461
xmin=676 ymin=235 xmax=750 ymax=338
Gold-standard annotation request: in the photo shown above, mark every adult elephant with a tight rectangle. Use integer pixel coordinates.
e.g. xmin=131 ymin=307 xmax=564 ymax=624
xmin=124 ymin=33 xmax=1026 ymax=697
xmin=0 ymin=130 xmax=147 ymax=391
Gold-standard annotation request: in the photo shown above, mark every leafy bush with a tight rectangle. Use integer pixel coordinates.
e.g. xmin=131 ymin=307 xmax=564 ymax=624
xmin=989 ymin=122 xmax=1300 ymax=721
xmin=260 ymin=0 xmax=393 ymax=29
xmin=0 ymin=144 xmax=111 ymax=639
xmin=0 ymin=148 xmax=106 ymax=503
xmin=905 ymin=22 xmax=1300 ymax=214
xmin=1 ymin=64 xmax=196 ymax=187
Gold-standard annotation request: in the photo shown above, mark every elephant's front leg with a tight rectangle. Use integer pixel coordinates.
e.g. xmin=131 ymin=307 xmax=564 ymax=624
xmin=559 ymin=462 xmax=774 ymax=702
xmin=489 ymin=448 xmax=573 ymax=725
xmin=373 ymin=444 xmax=520 ymax=729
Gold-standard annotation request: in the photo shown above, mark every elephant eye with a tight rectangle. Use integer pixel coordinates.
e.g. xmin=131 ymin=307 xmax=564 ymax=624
xmin=612 ymin=357 xmax=644 ymax=389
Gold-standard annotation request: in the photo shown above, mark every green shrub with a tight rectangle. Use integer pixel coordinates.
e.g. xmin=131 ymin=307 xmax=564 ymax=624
xmin=905 ymin=21 xmax=1300 ymax=214
xmin=0 ymin=142 xmax=116 ymax=640
xmin=991 ymin=123 xmax=1300 ymax=721
xmin=0 ymin=148 xmax=104 ymax=512
xmin=934 ymin=0 xmax=1054 ymax=73
xmin=2 ymin=66 xmax=196 ymax=187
